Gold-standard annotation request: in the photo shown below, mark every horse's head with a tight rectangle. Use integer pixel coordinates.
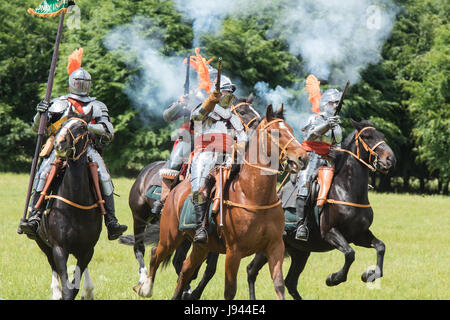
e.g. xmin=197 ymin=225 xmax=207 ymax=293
xmin=257 ymin=104 xmax=308 ymax=173
xmin=230 ymin=100 xmax=262 ymax=131
xmin=54 ymin=106 xmax=92 ymax=161
xmin=350 ymin=119 xmax=396 ymax=174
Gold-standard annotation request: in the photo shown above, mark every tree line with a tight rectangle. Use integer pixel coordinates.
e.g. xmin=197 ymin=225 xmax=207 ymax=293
xmin=0 ymin=0 xmax=448 ymax=194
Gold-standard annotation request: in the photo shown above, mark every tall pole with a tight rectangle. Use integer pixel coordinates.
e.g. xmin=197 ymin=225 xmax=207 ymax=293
xmin=19 ymin=11 xmax=66 ymax=231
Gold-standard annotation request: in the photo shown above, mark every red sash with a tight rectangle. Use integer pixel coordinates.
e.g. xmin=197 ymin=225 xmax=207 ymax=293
xmin=68 ymin=98 xmax=96 ymax=124
xmin=301 ymin=140 xmax=331 ymax=156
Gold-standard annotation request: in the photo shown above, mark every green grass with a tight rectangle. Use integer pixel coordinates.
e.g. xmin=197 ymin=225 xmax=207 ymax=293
xmin=0 ymin=173 xmax=448 ymax=300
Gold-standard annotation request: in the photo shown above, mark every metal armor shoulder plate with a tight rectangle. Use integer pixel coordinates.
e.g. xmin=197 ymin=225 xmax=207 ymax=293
xmin=87 ymin=100 xmax=109 ymax=119
xmin=48 ymin=97 xmax=70 ymax=114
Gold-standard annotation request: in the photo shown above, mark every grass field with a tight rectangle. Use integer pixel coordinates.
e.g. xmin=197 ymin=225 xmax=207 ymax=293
xmin=0 ymin=173 xmax=448 ymax=300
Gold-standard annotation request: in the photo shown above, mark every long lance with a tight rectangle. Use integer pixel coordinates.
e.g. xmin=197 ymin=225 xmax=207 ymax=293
xmin=334 ymin=80 xmax=350 ymax=116
xmin=184 ymin=54 xmax=190 ymax=96
xmin=19 ymin=11 xmax=66 ymax=231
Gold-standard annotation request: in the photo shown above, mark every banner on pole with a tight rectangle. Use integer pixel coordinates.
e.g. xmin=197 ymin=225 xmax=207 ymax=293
xmin=28 ymin=0 xmax=75 ymax=18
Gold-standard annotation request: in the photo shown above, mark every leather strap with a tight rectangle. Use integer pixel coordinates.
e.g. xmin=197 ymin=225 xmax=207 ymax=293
xmin=222 ymin=199 xmax=281 ymax=211
xmin=45 ymin=195 xmax=104 ymax=211
xmin=325 ymin=199 xmax=371 ymax=208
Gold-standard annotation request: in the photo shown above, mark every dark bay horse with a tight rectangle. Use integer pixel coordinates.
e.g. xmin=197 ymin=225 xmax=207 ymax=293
xmin=134 ymin=105 xmax=308 ymax=300
xmin=246 ymin=119 xmax=396 ymax=300
xmin=32 ymin=108 xmax=103 ymax=300
xmin=126 ymin=101 xmax=263 ymax=296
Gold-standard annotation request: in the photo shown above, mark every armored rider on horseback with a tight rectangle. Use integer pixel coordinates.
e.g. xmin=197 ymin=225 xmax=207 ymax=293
xmin=19 ymin=49 xmax=127 ymax=241
xmin=151 ymin=87 xmax=207 ymax=216
xmin=190 ymin=73 xmax=247 ymax=243
xmin=294 ymin=88 xmax=343 ymax=241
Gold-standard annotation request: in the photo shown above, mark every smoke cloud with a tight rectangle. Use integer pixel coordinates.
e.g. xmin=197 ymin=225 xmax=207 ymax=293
xmin=105 ymin=1 xmax=399 ymax=129
xmin=104 ymin=16 xmax=189 ymax=123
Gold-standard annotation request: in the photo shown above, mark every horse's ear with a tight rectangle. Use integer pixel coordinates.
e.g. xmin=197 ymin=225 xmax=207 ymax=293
xmin=246 ymin=92 xmax=254 ymax=104
xmin=67 ymin=105 xmax=76 ymax=119
xmin=265 ymin=104 xmax=274 ymax=122
xmin=277 ymin=104 xmax=284 ymax=119
xmin=350 ymin=118 xmax=362 ymax=130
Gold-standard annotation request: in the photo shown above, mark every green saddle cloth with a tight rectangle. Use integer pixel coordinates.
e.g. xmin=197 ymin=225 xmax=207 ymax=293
xmin=284 ymin=208 xmax=297 ymax=231
xmin=284 ymin=207 xmax=320 ymax=232
xmin=179 ymin=196 xmax=215 ymax=231
xmin=145 ymin=185 xmax=161 ymax=201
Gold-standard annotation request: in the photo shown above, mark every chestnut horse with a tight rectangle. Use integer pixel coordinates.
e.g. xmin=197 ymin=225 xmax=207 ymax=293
xmin=125 ymin=100 xmax=262 ymax=296
xmin=246 ymin=119 xmax=397 ymax=300
xmin=134 ymin=105 xmax=308 ymax=300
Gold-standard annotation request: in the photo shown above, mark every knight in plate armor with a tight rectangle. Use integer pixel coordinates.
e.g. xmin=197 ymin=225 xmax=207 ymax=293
xmin=19 ymin=49 xmax=127 ymax=241
xmin=150 ymin=88 xmax=207 ymax=216
xmin=294 ymin=88 xmax=343 ymax=241
xmin=189 ymin=75 xmax=247 ymax=243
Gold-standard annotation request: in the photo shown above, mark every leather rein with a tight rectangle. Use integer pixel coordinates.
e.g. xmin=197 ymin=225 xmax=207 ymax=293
xmin=46 ymin=117 xmax=103 ymax=212
xmin=222 ymin=111 xmax=299 ymax=211
xmin=326 ymin=126 xmax=386 ymax=208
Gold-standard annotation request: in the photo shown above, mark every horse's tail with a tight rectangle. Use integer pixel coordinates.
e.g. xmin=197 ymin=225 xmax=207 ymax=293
xmin=118 ymin=222 xmax=161 ymax=246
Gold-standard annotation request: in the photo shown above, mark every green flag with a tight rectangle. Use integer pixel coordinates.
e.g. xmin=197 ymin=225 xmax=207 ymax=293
xmin=28 ymin=0 xmax=73 ymax=18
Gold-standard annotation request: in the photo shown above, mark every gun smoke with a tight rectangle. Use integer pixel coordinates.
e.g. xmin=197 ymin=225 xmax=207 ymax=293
xmin=105 ymin=1 xmax=399 ymax=133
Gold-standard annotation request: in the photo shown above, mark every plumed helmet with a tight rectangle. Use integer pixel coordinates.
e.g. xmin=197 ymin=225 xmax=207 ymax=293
xmin=319 ymin=88 xmax=341 ymax=115
xmin=67 ymin=48 xmax=91 ymax=96
xmin=68 ymin=67 xmax=91 ymax=96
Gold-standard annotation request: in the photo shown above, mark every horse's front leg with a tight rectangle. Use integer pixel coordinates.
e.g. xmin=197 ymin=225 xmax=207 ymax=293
xmin=246 ymin=253 xmax=268 ymax=300
xmin=189 ymin=252 xmax=219 ymax=300
xmin=354 ymin=229 xmax=385 ymax=283
xmin=50 ymin=270 xmax=62 ymax=300
xmin=265 ymin=240 xmax=286 ymax=300
xmin=322 ymin=227 xmax=355 ymax=286
xmin=52 ymin=246 xmax=73 ymax=300
xmin=172 ymin=244 xmax=209 ymax=300
xmin=224 ymin=250 xmax=242 ymax=300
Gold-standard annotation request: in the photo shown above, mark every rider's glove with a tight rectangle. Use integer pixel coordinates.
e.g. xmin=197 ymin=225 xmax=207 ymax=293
xmin=36 ymin=100 xmax=49 ymax=113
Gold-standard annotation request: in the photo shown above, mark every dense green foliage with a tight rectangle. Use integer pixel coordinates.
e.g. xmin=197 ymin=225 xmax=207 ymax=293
xmin=0 ymin=0 xmax=448 ymax=193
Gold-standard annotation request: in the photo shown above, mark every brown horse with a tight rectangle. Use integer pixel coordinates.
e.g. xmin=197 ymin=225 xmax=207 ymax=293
xmin=125 ymin=100 xmax=262 ymax=293
xmin=134 ymin=104 xmax=308 ymax=300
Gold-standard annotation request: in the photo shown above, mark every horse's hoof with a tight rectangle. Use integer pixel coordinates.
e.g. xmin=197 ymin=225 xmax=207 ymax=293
xmin=326 ymin=273 xmax=345 ymax=287
xmin=133 ymin=283 xmax=143 ymax=295
xmin=182 ymin=291 xmax=192 ymax=300
xmin=361 ymin=268 xmax=382 ymax=283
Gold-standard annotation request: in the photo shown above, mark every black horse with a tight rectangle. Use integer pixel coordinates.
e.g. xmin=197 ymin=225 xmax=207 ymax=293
xmin=123 ymin=99 xmax=263 ymax=298
xmin=246 ymin=119 xmax=396 ymax=300
xmin=32 ymin=108 xmax=103 ymax=300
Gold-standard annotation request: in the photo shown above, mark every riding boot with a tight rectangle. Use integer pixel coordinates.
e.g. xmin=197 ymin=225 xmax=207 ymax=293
xmin=295 ymin=196 xmax=309 ymax=241
xmin=103 ymin=193 xmax=128 ymax=240
xmin=316 ymin=166 xmax=335 ymax=207
xmin=193 ymin=202 xmax=208 ymax=244
xmin=151 ymin=200 xmax=163 ymax=215
xmin=19 ymin=191 xmax=42 ymax=239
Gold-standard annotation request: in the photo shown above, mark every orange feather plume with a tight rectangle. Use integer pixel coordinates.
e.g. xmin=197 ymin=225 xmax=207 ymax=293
xmin=67 ymin=48 xmax=84 ymax=75
xmin=186 ymin=48 xmax=213 ymax=94
xmin=305 ymin=74 xmax=322 ymax=113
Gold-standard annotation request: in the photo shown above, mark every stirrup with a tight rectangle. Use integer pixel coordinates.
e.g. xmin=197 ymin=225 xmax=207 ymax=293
xmin=193 ymin=227 xmax=208 ymax=244
xmin=295 ymin=224 xmax=309 ymax=241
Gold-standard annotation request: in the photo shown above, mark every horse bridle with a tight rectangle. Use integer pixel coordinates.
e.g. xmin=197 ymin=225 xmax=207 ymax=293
xmin=244 ymin=118 xmax=298 ymax=174
xmin=332 ymin=126 xmax=386 ymax=172
xmin=58 ymin=117 xmax=89 ymax=161
xmin=230 ymin=102 xmax=261 ymax=131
